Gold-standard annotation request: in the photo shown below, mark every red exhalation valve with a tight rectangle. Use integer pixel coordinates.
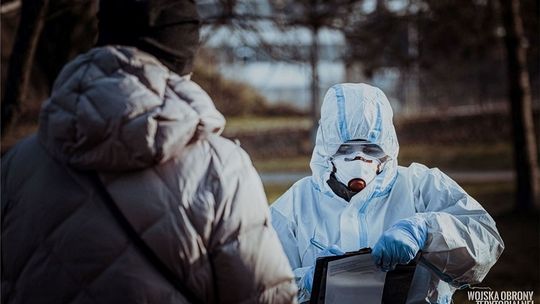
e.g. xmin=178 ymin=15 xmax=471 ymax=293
xmin=348 ymin=178 xmax=366 ymax=192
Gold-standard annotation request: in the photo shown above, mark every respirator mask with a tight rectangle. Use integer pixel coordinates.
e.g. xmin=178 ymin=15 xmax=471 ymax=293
xmin=331 ymin=140 xmax=390 ymax=193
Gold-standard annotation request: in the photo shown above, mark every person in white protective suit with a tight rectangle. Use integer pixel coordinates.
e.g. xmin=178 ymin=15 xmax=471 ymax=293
xmin=270 ymin=83 xmax=505 ymax=303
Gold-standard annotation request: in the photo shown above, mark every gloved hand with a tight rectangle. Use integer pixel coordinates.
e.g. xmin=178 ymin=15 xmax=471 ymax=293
xmin=372 ymin=216 xmax=428 ymax=272
xmin=304 ymin=245 xmax=344 ymax=292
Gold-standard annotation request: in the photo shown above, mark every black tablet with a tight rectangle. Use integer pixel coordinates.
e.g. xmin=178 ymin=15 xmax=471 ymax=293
xmin=309 ymin=248 xmax=417 ymax=304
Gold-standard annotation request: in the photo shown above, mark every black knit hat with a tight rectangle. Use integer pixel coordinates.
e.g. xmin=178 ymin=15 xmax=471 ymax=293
xmin=97 ymin=0 xmax=200 ymax=76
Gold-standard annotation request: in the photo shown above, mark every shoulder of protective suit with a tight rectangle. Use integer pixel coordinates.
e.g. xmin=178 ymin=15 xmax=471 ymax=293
xmin=270 ymin=176 xmax=313 ymax=211
xmin=402 ymin=162 xmax=441 ymax=175
xmin=284 ymin=176 xmax=313 ymax=195
xmin=399 ymin=162 xmax=461 ymax=193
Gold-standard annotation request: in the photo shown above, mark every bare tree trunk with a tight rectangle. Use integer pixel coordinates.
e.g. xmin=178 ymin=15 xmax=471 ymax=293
xmin=406 ymin=14 xmax=420 ymax=115
xmin=1 ymin=0 xmax=49 ymax=135
xmin=500 ymin=0 xmax=539 ymax=210
xmin=310 ymin=25 xmax=320 ymax=143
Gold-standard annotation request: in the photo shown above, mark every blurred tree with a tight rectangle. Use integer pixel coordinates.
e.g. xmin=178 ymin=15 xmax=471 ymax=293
xmin=192 ymin=49 xmax=270 ymax=116
xmin=1 ymin=0 xmax=49 ymax=135
xmin=343 ymin=0 xmax=410 ymax=76
xmin=1 ymin=0 xmax=98 ymax=142
xmin=35 ymin=0 xmax=98 ymax=89
xmin=499 ymin=0 xmax=539 ymax=210
xmin=343 ymin=0 xmax=538 ymax=110
xmin=1 ymin=0 xmax=294 ymax=142
xmin=200 ymin=0 xmax=362 ymax=138
xmin=269 ymin=0 xmax=360 ymax=139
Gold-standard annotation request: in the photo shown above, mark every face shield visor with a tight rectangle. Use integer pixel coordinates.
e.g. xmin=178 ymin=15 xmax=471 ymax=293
xmin=333 ymin=140 xmax=391 ymax=164
xmin=317 ymin=120 xmax=390 ymax=163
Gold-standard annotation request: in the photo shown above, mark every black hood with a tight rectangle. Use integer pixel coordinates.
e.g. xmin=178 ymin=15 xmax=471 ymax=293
xmin=97 ymin=0 xmax=200 ymax=76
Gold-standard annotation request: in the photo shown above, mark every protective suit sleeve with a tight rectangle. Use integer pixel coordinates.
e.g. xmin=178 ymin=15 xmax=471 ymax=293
xmin=270 ymin=186 xmax=344 ymax=303
xmin=211 ymin=147 xmax=298 ymax=304
xmin=270 ymin=201 xmax=302 ymax=270
xmin=410 ymin=164 xmax=504 ymax=286
xmin=270 ymin=204 xmax=312 ymax=303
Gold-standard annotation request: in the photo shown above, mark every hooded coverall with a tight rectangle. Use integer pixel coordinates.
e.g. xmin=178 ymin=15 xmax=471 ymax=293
xmin=270 ymin=83 xmax=504 ymax=303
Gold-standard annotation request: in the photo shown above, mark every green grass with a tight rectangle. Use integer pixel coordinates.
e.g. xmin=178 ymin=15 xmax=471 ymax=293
xmin=264 ymin=183 xmax=295 ymax=203
xmin=258 ymin=142 xmax=518 ymax=204
xmin=226 ymin=115 xmax=524 ymax=173
xmin=252 ymin=143 xmax=514 ymax=173
xmin=398 ymin=142 xmax=514 ymax=171
xmin=224 ymin=116 xmax=311 ymax=134
xmin=253 ymin=156 xmax=311 ymax=173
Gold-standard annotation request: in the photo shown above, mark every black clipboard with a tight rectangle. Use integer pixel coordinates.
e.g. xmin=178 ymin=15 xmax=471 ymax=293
xmin=309 ymin=248 xmax=417 ymax=304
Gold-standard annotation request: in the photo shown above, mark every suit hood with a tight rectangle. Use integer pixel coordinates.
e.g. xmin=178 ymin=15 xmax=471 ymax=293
xmin=38 ymin=46 xmax=225 ymax=171
xmin=310 ymin=83 xmax=399 ymax=198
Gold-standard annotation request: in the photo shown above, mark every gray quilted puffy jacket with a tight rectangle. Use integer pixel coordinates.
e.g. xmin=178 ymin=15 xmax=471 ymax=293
xmin=1 ymin=46 xmax=297 ymax=304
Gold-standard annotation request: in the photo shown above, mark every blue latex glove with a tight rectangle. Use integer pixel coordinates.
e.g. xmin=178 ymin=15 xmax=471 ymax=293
xmin=372 ymin=216 xmax=428 ymax=272
xmin=305 ymin=245 xmax=344 ymax=292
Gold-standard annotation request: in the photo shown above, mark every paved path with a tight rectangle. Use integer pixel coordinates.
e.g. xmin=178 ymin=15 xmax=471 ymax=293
xmin=259 ymin=170 xmax=514 ymax=184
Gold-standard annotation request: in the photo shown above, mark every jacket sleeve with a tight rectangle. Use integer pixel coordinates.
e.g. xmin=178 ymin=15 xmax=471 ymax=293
xmin=1 ymin=144 xmax=21 ymax=220
xmin=1 ymin=150 xmax=13 ymax=216
xmin=410 ymin=164 xmax=504 ymax=286
xmin=210 ymin=146 xmax=298 ymax=304
xmin=271 ymin=204 xmax=312 ymax=303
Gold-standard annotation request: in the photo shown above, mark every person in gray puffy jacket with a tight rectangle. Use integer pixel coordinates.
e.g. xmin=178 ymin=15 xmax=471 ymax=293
xmin=1 ymin=1 xmax=297 ymax=303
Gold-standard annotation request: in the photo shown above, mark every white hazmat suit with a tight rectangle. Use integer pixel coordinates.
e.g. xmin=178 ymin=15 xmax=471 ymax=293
xmin=270 ymin=83 xmax=504 ymax=303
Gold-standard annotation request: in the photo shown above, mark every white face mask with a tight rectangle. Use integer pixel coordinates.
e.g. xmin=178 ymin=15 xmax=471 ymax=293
xmin=332 ymin=152 xmax=381 ymax=192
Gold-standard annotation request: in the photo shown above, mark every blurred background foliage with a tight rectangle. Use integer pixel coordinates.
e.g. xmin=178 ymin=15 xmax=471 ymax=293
xmin=192 ymin=49 xmax=306 ymax=116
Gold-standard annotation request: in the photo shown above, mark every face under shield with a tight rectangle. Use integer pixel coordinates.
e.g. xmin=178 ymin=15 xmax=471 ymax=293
xmin=331 ymin=140 xmax=391 ymax=192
